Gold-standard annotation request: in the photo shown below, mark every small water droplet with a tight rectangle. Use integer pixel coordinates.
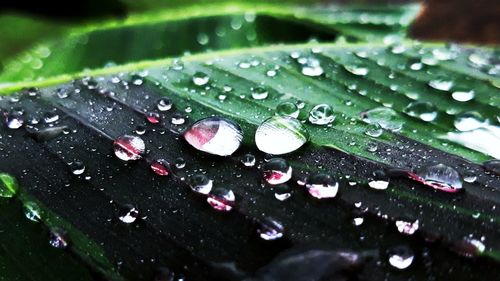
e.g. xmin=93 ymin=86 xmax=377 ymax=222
xmin=388 ymin=245 xmax=413 ymax=269
xmin=157 ymin=98 xmax=173 ymax=111
xmin=255 ymin=116 xmax=309 ymax=155
xmin=135 ymin=125 xmax=146 ymax=135
xmin=364 ymin=123 xmax=383 ymax=137
xmin=251 ymin=86 xmax=269 ymax=100
xmin=308 ymin=104 xmax=335 ymax=125
xmin=454 ymin=111 xmax=486 ymax=131
xmin=305 ymin=174 xmax=339 ymax=199
xmin=0 ymin=173 xmax=18 ymax=198
xmin=192 ymin=72 xmax=209 ymax=86
xmin=183 ymin=117 xmax=242 ymax=156
xmin=146 ymin=112 xmax=161 ymax=124
xmin=452 ymin=90 xmax=475 ymax=102
xmin=262 ymin=158 xmax=292 ymax=185
xmin=57 ymin=89 xmax=69 ymax=99
xmin=274 ymin=184 xmax=292 ymax=201
xmin=404 ymin=101 xmax=437 ymax=122
xmin=241 ymin=154 xmax=256 ymax=167
xmin=276 ymin=102 xmax=299 ymax=118
xmin=207 ymin=188 xmax=235 ymax=211
xmin=113 ymin=135 xmax=145 ymax=161
xmin=119 ymin=205 xmax=139 ymax=224
xmin=257 ymin=218 xmax=284 ymax=240
xmin=150 ymin=159 xmax=170 ymax=176
xmin=395 ymin=218 xmax=419 ymax=235
xmin=70 ymin=161 xmax=85 ymax=175
xmin=5 ymin=111 xmax=24 ymax=129
xmin=174 ymin=157 xmax=186 ymax=169
xmin=23 ymin=201 xmax=42 ymax=222
xmin=189 ymin=174 xmax=213 ymax=195
xmin=428 ymin=79 xmax=453 ymax=91
xmin=362 ymin=107 xmax=402 ymax=132
xmin=49 ymin=228 xmax=69 ymax=249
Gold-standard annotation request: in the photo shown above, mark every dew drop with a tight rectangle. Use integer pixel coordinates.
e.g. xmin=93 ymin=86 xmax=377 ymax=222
xmin=0 ymin=173 xmax=18 ymax=198
xmin=189 ymin=174 xmax=213 ymax=195
xmin=262 ymin=158 xmax=292 ymax=185
xmin=207 ymin=188 xmax=235 ymax=211
xmin=49 ymin=228 xmax=69 ymax=249
xmin=251 ymin=86 xmax=269 ymax=100
xmin=452 ymin=90 xmax=475 ymax=102
xmin=344 ymin=64 xmax=369 ymax=76
xmin=146 ymin=112 xmax=161 ymax=124
xmin=23 ymin=201 xmax=42 ymax=222
xmin=157 ymin=98 xmax=173 ymax=111
xmin=183 ymin=117 xmax=242 ymax=156
xmin=364 ymin=123 xmax=383 ymax=137
xmin=255 ymin=116 xmax=309 ymax=155
xmin=483 ymin=159 xmax=500 ymax=175
xmin=43 ymin=112 xmax=59 ymax=124
xmin=5 ymin=111 xmax=24 ymax=129
xmin=276 ymin=102 xmax=299 ymax=118
xmin=404 ymin=101 xmax=438 ymax=122
xmin=192 ymin=71 xmax=209 ymax=86
xmin=119 ymin=205 xmax=140 ymax=224
xmin=175 ymin=157 xmax=186 ymax=169
xmin=150 ymin=159 xmax=170 ymax=176
xmin=395 ymin=218 xmax=419 ymax=235
xmin=70 ymin=161 xmax=85 ymax=175
xmin=257 ymin=218 xmax=284 ymax=240
xmin=305 ymin=174 xmax=339 ymax=199
xmin=388 ymin=245 xmax=414 ymax=269
xmin=241 ymin=153 xmax=256 ymax=167
xmin=451 ymin=238 xmax=486 ymax=258
xmin=308 ymin=104 xmax=335 ymax=125
xmin=414 ymin=164 xmax=463 ymax=192
xmin=171 ymin=113 xmax=186 ymax=125
xmin=113 ymin=135 xmax=145 ymax=161
xmin=428 ymin=79 xmax=453 ymax=91
xmin=362 ymin=107 xmax=403 ymax=132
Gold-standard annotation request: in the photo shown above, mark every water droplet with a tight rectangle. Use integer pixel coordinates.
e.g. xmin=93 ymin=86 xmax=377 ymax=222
xmin=344 ymin=64 xmax=369 ymax=76
xmin=43 ymin=112 xmax=59 ymax=124
xmin=308 ymin=104 xmax=335 ymax=125
xmin=276 ymin=102 xmax=299 ymax=118
xmin=70 ymin=161 xmax=85 ymax=175
xmin=413 ymin=164 xmax=463 ymax=192
xmin=452 ymin=90 xmax=475 ymax=102
xmin=23 ymin=201 xmax=42 ymax=222
xmin=305 ymin=174 xmax=339 ymax=199
xmin=135 ymin=125 xmax=146 ymax=135
xmin=395 ymin=218 xmax=419 ymax=235
xmin=368 ymin=180 xmax=389 ymax=190
xmin=171 ymin=113 xmax=185 ymax=125
xmin=113 ymin=135 xmax=145 ymax=161
xmin=451 ymin=238 xmax=485 ymax=257
xmin=241 ymin=154 xmax=256 ymax=167
xmin=364 ymin=123 xmax=383 ymax=137
xmin=262 ymin=158 xmax=292 ymax=185
xmin=274 ymin=184 xmax=292 ymax=201
xmin=207 ymin=188 xmax=235 ymax=211
xmin=157 ymin=98 xmax=173 ymax=111
xmin=119 ymin=205 xmax=139 ymax=224
xmin=57 ymin=89 xmax=69 ymax=99
xmin=388 ymin=245 xmax=413 ymax=269
xmin=189 ymin=174 xmax=213 ymax=195
xmin=251 ymin=86 xmax=269 ymax=100
xmin=49 ymin=228 xmax=69 ymax=249
xmin=432 ymin=48 xmax=456 ymax=61
xmin=454 ymin=111 xmax=486 ymax=131
xmin=146 ymin=112 xmax=161 ymax=124
xmin=183 ymin=117 xmax=242 ymax=156
xmin=150 ymin=159 xmax=170 ymax=176
xmin=192 ymin=71 xmax=209 ymax=86
xmin=300 ymin=57 xmax=323 ymax=77
xmin=428 ymin=79 xmax=453 ymax=91
xmin=463 ymin=175 xmax=477 ymax=183
xmin=0 ymin=173 xmax=18 ymax=198
xmin=257 ymin=218 xmax=284 ymax=240
xmin=5 ymin=111 xmax=24 ymax=129
xmin=174 ymin=157 xmax=186 ymax=169
xmin=196 ymin=33 xmax=209 ymax=45
xmin=255 ymin=116 xmax=309 ymax=155
xmin=404 ymin=101 xmax=438 ymax=122
xmin=362 ymin=107 xmax=403 ymax=132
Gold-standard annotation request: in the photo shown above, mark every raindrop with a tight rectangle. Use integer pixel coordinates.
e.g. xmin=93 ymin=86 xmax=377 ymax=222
xmin=404 ymin=101 xmax=438 ymax=122
xmin=192 ymin=71 xmax=209 ymax=86
xmin=150 ymin=159 xmax=170 ymax=176
xmin=452 ymin=90 xmax=475 ymax=102
xmin=276 ymin=102 xmax=299 ymax=118
xmin=414 ymin=164 xmax=463 ymax=192
xmin=308 ymin=104 xmax=335 ymax=125
xmin=241 ymin=154 xmax=256 ymax=167
xmin=157 ymin=98 xmax=173 ymax=111
xmin=113 ymin=135 xmax=145 ymax=161
xmin=171 ymin=113 xmax=185 ymax=125
xmin=454 ymin=111 xmax=486 ymax=131
xmin=428 ymin=79 xmax=453 ymax=91
xmin=300 ymin=57 xmax=324 ymax=77
xmin=364 ymin=123 xmax=383 ymax=137
xmin=119 ymin=205 xmax=140 ymax=224
xmin=274 ymin=184 xmax=292 ymax=201
xmin=362 ymin=107 xmax=403 ymax=132
xmin=207 ymin=188 xmax=235 ymax=211
xmin=5 ymin=111 xmax=24 ymax=129
xmin=388 ymin=245 xmax=414 ymax=269
xmin=183 ymin=117 xmax=242 ymax=156
xmin=70 ymin=161 xmax=85 ymax=175
xmin=189 ymin=174 xmax=213 ymax=195
xmin=262 ymin=158 xmax=292 ymax=185
xmin=257 ymin=218 xmax=284 ymax=240
xmin=49 ymin=228 xmax=69 ymax=249
xmin=23 ymin=201 xmax=42 ymax=222
xmin=305 ymin=174 xmax=339 ymax=199
xmin=146 ymin=112 xmax=161 ymax=124
xmin=0 ymin=173 xmax=18 ymax=198
xmin=395 ymin=218 xmax=419 ymax=235
xmin=344 ymin=64 xmax=369 ymax=76
xmin=255 ymin=116 xmax=309 ymax=155
xmin=251 ymin=86 xmax=269 ymax=100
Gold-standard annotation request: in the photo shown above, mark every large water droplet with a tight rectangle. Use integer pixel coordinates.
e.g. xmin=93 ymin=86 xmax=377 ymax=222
xmin=308 ymin=104 xmax=335 ymax=125
xmin=113 ymin=135 xmax=145 ymax=161
xmin=257 ymin=218 xmax=284 ymax=240
xmin=189 ymin=174 xmax=213 ymax=195
xmin=70 ymin=161 xmax=85 ymax=175
xmin=414 ymin=164 xmax=463 ymax=192
xmin=119 ymin=205 xmax=140 ymax=224
xmin=388 ymin=245 xmax=413 ymax=269
xmin=454 ymin=111 xmax=486 ymax=131
xmin=146 ymin=112 xmax=161 ymax=124
xmin=364 ymin=123 xmax=383 ymax=137
xmin=192 ymin=71 xmax=209 ymax=86
xmin=262 ymin=158 xmax=292 ymax=185
xmin=207 ymin=188 xmax=235 ymax=211
xmin=305 ymin=174 xmax=339 ymax=199
xmin=0 ymin=173 xmax=18 ymax=198
xmin=362 ymin=107 xmax=403 ymax=132
xmin=404 ymin=101 xmax=437 ymax=122
xmin=274 ymin=184 xmax=292 ymax=201
xmin=255 ymin=116 xmax=309 ymax=155
xmin=150 ymin=159 xmax=170 ymax=176
xmin=183 ymin=117 xmax=242 ymax=156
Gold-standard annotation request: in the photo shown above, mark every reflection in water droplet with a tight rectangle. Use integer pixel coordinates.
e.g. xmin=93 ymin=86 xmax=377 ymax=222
xmin=113 ymin=135 xmax=145 ymax=161
xmin=255 ymin=116 xmax=309 ymax=155
xmin=119 ymin=205 xmax=139 ymax=224
xmin=24 ymin=201 xmax=42 ymax=222
xmin=388 ymin=245 xmax=414 ymax=269
xmin=207 ymin=188 xmax=235 ymax=211
xmin=192 ymin=71 xmax=209 ymax=86
xmin=0 ymin=173 xmax=18 ymax=198
xmin=257 ymin=218 xmax=284 ymax=240
xmin=241 ymin=154 xmax=256 ymax=167
xmin=454 ymin=111 xmax=486 ymax=131
xmin=362 ymin=107 xmax=403 ymax=132
xmin=305 ymin=174 xmax=339 ymax=199
xmin=276 ymin=102 xmax=299 ymax=118
xmin=412 ymin=164 xmax=463 ymax=192
xmin=150 ymin=159 xmax=170 ymax=176
xmin=309 ymin=104 xmax=335 ymax=125
xmin=262 ymin=158 xmax=292 ymax=185
xmin=251 ymin=86 xmax=269 ymax=100
xmin=404 ymin=101 xmax=437 ymax=122
xmin=189 ymin=174 xmax=213 ymax=195
xmin=452 ymin=90 xmax=475 ymax=102
xmin=183 ymin=117 xmax=242 ymax=156
xmin=49 ymin=228 xmax=69 ymax=249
